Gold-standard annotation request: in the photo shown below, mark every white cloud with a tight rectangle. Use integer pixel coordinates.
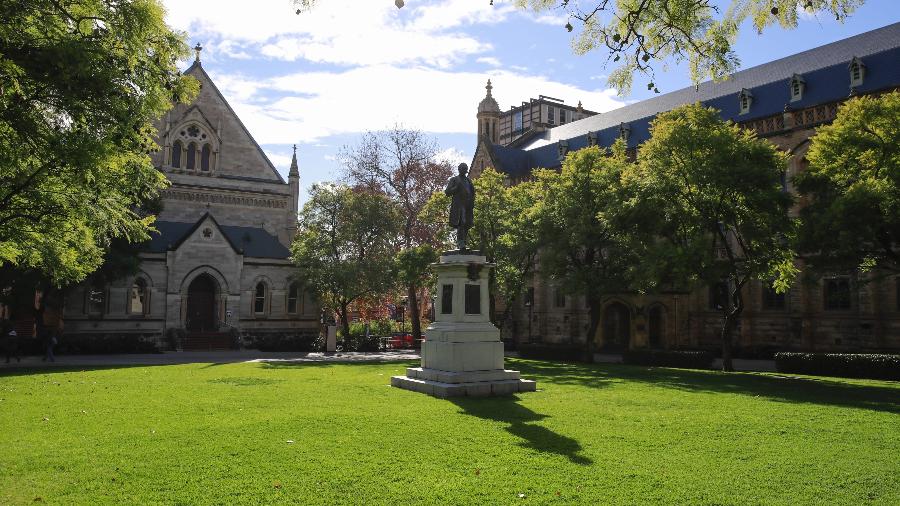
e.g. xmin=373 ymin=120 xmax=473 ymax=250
xmin=476 ymin=56 xmax=502 ymax=67
xmin=437 ymin=147 xmax=470 ymax=167
xmin=208 ymin=65 xmax=625 ymax=144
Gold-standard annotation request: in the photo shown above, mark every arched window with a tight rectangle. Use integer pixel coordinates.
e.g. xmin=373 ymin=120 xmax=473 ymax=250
xmin=201 ymin=144 xmax=211 ymax=171
xmin=186 ymin=142 xmax=196 ymax=170
xmin=254 ymin=282 xmax=267 ymax=314
xmin=287 ymin=282 xmax=300 ymax=314
xmin=172 ymin=140 xmax=182 ymax=168
xmin=129 ymin=278 xmax=149 ymax=315
xmin=86 ymin=285 xmax=105 ymax=315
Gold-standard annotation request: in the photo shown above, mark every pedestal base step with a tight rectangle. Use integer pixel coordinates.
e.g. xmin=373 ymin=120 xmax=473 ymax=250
xmin=391 ymin=375 xmax=536 ymax=398
xmin=406 ymin=367 xmax=521 ymax=384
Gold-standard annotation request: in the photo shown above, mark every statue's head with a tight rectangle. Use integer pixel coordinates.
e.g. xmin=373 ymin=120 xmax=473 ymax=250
xmin=457 ymin=163 xmax=468 ymax=176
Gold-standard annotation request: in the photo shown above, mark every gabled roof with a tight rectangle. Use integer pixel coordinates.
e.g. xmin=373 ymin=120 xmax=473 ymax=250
xmin=520 ymin=22 xmax=900 ymax=152
xmin=183 ymin=61 xmax=286 ymax=183
xmin=143 ymin=213 xmax=290 ymax=259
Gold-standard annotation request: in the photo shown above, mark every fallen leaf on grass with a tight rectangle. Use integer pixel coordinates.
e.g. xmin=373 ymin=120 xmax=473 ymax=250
xmin=474 ymin=469 xmax=480 ymax=476
xmin=285 ymin=440 xmax=295 ymax=444
xmin=273 ymin=481 xmax=283 ymax=489
xmin=517 ymin=493 xmax=526 ymax=499
xmin=41 ymin=417 xmax=49 ymax=422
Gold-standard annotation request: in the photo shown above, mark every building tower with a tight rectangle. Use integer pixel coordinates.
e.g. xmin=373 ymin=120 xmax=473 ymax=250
xmin=288 ymin=144 xmax=300 ymax=234
xmin=477 ymin=79 xmax=500 ymax=144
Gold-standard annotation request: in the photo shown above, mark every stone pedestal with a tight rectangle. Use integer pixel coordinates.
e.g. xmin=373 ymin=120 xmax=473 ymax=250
xmin=391 ymin=252 xmax=536 ymax=397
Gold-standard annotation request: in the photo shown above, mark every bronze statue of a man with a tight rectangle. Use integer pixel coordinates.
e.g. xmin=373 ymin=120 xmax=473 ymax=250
xmin=444 ymin=162 xmax=475 ymax=251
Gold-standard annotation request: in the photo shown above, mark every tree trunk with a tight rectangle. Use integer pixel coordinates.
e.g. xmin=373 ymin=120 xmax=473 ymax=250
xmin=585 ymin=299 xmax=601 ymax=364
xmin=338 ymin=302 xmax=351 ymax=343
xmin=720 ymin=314 xmax=735 ymax=372
xmin=407 ymin=283 xmax=421 ymax=340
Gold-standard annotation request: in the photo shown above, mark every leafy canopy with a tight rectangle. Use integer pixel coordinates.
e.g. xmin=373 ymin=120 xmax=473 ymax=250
xmin=291 ymin=184 xmax=401 ymax=335
xmin=794 ymin=91 xmax=900 ymax=274
xmin=515 ymin=0 xmax=862 ymax=94
xmin=0 ymin=0 xmax=198 ymax=285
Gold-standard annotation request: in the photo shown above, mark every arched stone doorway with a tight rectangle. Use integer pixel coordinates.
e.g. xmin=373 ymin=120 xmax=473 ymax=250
xmin=186 ymin=274 xmax=218 ymax=332
xmin=602 ymin=302 xmax=631 ymax=350
xmin=648 ymin=305 xmax=664 ymax=348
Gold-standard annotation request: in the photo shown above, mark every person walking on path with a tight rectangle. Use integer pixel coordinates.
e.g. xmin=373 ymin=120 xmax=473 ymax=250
xmin=39 ymin=321 xmax=57 ymax=363
xmin=4 ymin=321 xmax=20 ymax=363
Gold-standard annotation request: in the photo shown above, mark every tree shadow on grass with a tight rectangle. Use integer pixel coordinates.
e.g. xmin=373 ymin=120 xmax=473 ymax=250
xmin=451 ymin=396 xmax=592 ymax=465
xmin=509 ymin=359 xmax=900 ymax=415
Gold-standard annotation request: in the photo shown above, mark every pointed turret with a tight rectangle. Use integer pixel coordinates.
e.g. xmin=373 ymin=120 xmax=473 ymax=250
xmin=288 ymin=144 xmax=300 ymax=230
xmin=476 ymin=79 xmax=501 ymax=144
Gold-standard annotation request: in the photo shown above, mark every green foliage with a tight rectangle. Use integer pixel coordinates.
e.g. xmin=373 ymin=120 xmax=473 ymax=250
xmin=623 ymin=349 xmax=715 ymax=370
xmin=291 ymin=184 xmax=401 ymax=337
xmin=517 ymin=343 xmax=586 ymax=362
xmin=0 ymin=0 xmax=198 ymax=285
xmin=249 ymin=332 xmax=322 ymax=352
xmin=794 ymin=91 xmax=900 ymax=274
xmin=53 ymin=333 xmax=161 ymax=354
xmin=531 ymin=144 xmax=638 ymax=349
xmin=514 ymin=0 xmax=861 ymax=94
xmin=628 ymin=103 xmax=795 ymax=369
xmin=775 ymin=352 xmax=900 ymax=381
xmin=394 ymin=244 xmax=439 ymax=292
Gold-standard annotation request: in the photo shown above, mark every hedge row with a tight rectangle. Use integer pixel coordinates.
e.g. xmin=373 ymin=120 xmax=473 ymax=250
xmin=774 ymin=352 xmax=900 ymax=381
xmin=56 ymin=334 xmax=161 ymax=354
xmin=250 ymin=332 xmax=322 ymax=352
xmin=623 ymin=349 xmax=714 ymax=369
xmin=517 ymin=343 xmax=585 ymax=362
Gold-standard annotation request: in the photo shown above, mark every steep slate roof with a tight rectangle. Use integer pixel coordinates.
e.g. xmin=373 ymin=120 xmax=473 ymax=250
xmin=144 ymin=215 xmax=290 ymax=259
xmin=489 ymin=22 xmax=900 ymax=175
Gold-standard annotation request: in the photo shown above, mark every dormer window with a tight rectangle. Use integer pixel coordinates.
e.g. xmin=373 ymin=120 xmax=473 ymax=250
xmin=738 ymin=88 xmax=753 ymax=115
xmin=618 ymin=123 xmax=631 ymax=143
xmin=849 ymin=57 xmax=865 ymax=88
xmin=587 ymin=131 xmax=598 ymax=147
xmin=789 ymin=74 xmax=805 ymax=102
xmin=557 ymin=139 xmax=569 ymax=161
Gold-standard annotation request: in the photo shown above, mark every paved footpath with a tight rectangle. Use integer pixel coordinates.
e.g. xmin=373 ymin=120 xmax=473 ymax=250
xmin=0 ymin=350 xmax=421 ymax=370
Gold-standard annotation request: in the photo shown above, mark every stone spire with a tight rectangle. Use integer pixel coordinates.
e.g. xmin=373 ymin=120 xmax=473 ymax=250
xmin=289 ymin=144 xmax=299 ymax=177
xmin=478 ymin=79 xmax=500 ymax=113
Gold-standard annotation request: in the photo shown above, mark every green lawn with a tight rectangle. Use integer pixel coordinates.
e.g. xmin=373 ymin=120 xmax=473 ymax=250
xmin=1 ymin=359 xmax=898 ymax=505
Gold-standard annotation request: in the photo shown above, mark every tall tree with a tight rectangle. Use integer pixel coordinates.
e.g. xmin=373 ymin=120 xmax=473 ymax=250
xmin=469 ymin=167 xmax=539 ymax=327
xmin=530 ymin=143 xmax=638 ymax=362
xmin=0 ymin=0 xmax=198 ymax=285
xmin=291 ymin=184 xmax=401 ymax=339
xmin=514 ymin=0 xmax=862 ymax=94
xmin=794 ymin=91 xmax=900 ymax=275
xmin=341 ymin=126 xmax=453 ymax=340
xmin=628 ymin=103 xmax=795 ymax=371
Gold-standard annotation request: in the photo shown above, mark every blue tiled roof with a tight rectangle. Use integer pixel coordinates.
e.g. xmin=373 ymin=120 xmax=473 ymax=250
xmin=143 ymin=217 xmax=291 ymax=259
xmin=490 ymin=22 xmax=900 ymax=175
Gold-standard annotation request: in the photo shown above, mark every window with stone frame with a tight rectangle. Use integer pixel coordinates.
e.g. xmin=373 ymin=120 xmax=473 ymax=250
xmin=287 ymin=282 xmax=301 ymax=314
xmin=554 ymin=288 xmax=566 ymax=308
xmin=824 ymin=277 xmax=852 ymax=311
xmin=172 ymin=140 xmax=183 ymax=168
xmin=129 ymin=278 xmax=149 ymax=315
xmin=547 ymin=106 xmax=555 ymax=125
xmin=186 ymin=142 xmax=197 ymax=170
xmin=201 ymin=144 xmax=211 ymax=171
xmin=761 ymin=281 xmax=786 ymax=311
xmin=254 ymin=282 xmax=268 ymax=314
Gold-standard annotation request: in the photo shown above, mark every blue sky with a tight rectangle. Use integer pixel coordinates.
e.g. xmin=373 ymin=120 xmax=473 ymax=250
xmin=162 ymin=0 xmax=900 ymax=204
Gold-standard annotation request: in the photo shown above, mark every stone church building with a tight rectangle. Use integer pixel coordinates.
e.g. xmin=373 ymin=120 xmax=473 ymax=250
xmin=61 ymin=53 xmax=319 ymax=348
xmin=471 ymin=23 xmax=900 ymax=354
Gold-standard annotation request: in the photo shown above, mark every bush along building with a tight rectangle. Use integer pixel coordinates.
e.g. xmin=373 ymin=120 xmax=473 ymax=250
xmin=471 ymin=23 xmax=900 ymax=355
xmin=60 ymin=49 xmax=320 ymax=351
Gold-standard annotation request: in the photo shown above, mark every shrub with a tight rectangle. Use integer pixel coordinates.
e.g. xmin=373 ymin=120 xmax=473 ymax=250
xmin=250 ymin=332 xmax=322 ymax=352
xmin=56 ymin=334 xmax=161 ymax=354
xmin=775 ymin=352 xmax=900 ymax=381
xmin=518 ymin=343 xmax=585 ymax=362
xmin=342 ymin=332 xmax=381 ymax=352
xmin=623 ymin=349 xmax=714 ymax=369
